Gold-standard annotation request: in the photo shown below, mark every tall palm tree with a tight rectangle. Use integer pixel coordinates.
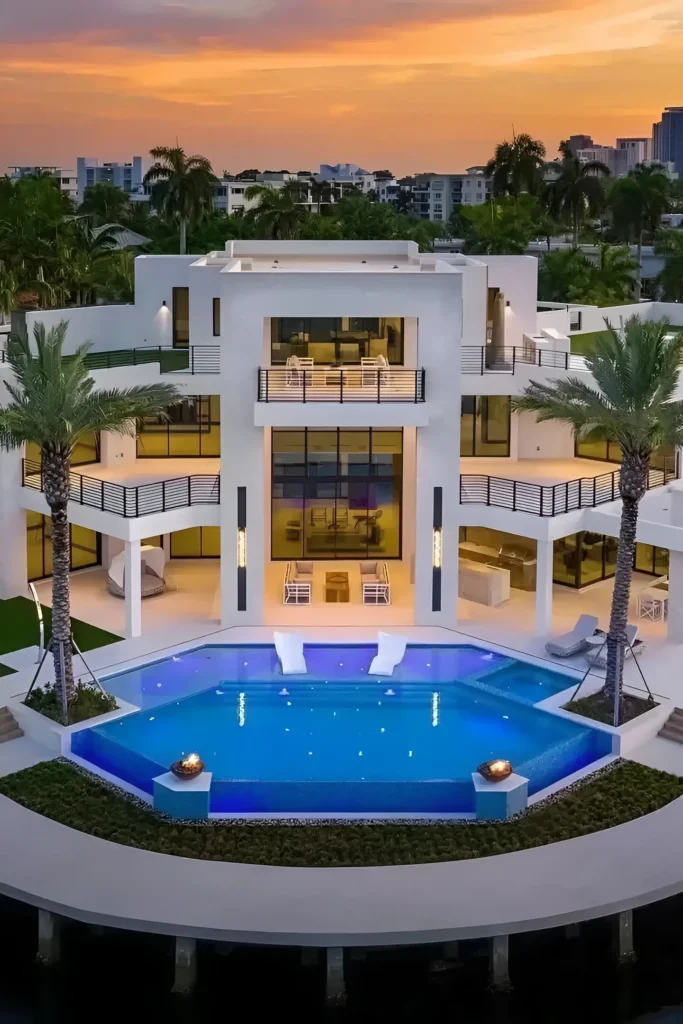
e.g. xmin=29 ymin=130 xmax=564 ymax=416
xmin=591 ymin=243 xmax=637 ymax=302
xmin=654 ymin=229 xmax=683 ymax=302
xmin=244 ymin=183 xmax=305 ymax=239
xmin=485 ymin=133 xmax=547 ymax=198
xmin=0 ymin=322 xmax=180 ymax=716
xmin=513 ymin=318 xmax=683 ymax=713
xmin=310 ymin=180 xmax=334 ymax=214
xmin=608 ymin=163 xmax=671 ymax=300
xmin=78 ymin=182 xmax=131 ymax=226
xmin=144 ymin=146 xmax=217 ymax=255
xmin=547 ymin=141 xmax=610 ymax=247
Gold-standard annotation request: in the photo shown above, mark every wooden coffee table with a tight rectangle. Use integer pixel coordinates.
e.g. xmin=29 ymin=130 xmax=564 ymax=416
xmin=325 ymin=571 xmax=350 ymax=603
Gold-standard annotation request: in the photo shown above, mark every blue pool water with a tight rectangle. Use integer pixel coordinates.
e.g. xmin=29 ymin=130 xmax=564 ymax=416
xmin=71 ymin=644 xmax=611 ymax=815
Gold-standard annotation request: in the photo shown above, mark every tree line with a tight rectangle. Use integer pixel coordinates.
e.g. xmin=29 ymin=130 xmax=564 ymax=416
xmin=2 ymin=138 xmax=683 ymax=316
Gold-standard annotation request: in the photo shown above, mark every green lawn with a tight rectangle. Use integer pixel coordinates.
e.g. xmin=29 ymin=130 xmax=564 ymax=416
xmin=1 ymin=759 xmax=680 ymax=867
xmin=572 ymin=325 xmax=683 ymax=355
xmin=0 ymin=597 xmax=120 ymax=657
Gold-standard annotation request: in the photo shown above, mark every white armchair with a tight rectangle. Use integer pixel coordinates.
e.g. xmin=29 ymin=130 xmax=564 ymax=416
xmin=360 ymin=560 xmax=391 ymax=605
xmin=284 ymin=561 xmax=313 ymax=605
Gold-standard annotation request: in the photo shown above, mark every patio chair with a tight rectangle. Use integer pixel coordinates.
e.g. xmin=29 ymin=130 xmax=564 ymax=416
xmin=368 ymin=632 xmax=407 ymax=676
xmin=587 ymin=625 xmax=645 ymax=670
xmin=544 ymin=614 xmax=599 ymax=657
xmin=274 ymin=631 xmax=307 ymax=675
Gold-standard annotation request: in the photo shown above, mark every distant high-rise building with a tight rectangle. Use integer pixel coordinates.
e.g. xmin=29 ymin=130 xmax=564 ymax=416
xmin=76 ymin=157 xmax=144 ymax=203
xmin=616 ymin=137 xmax=651 ymax=174
xmin=9 ymin=165 xmax=77 ymax=201
xmin=566 ymin=135 xmax=594 ymax=156
xmin=576 ymin=146 xmax=618 ymax=176
xmin=652 ymin=108 xmax=683 ymax=177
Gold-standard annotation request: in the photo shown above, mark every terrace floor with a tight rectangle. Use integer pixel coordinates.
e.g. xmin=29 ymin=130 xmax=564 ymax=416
xmin=462 ymin=457 xmax=615 ymax=487
xmin=72 ymin=458 xmax=220 ymax=487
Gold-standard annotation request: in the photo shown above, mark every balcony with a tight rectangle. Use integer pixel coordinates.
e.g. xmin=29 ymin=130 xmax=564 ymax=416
xmin=22 ymin=458 xmax=220 ymax=517
xmin=1 ymin=346 xmax=221 ymax=373
xmin=461 ymin=347 xmax=588 ymax=375
xmin=257 ymin=366 xmax=426 ymax=403
xmin=460 ymin=458 xmax=668 ymax=516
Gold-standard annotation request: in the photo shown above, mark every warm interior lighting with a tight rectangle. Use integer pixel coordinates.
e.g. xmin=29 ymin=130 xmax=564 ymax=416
xmin=432 ymin=527 xmax=442 ymax=569
xmin=237 ymin=526 xmax=247 ymax=568
xmin=171 ymin=752 xmax=205 ymax=779
xmin=478 ymin=758 xmax=513 ymax=782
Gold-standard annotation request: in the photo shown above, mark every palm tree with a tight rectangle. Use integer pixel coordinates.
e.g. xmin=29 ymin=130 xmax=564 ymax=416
xmin=144 ymin=146 xmax=217 ymax=255
xmin=547 ymin=141 xmax=610 ymax=247
xmin=244 ymin=183 xmax=304 ymax=239
xmin=654 ymin=229 xmax=683 ymax=301
xmin=485 ymin=133 xmax=547 ymax=197
xmin=591 ymin=243 xmax=637 ymax=302
xmin=513 ymin=318 xmax=683 ymax=714
xmin=608 ymin=164 xmax=671 ymax=300
xmin=310 ymin=180 xmax=334 ymax=214
xmin=78 ymin=182 xmax=131 ymax=226
xmin=0 ymin=322 xmax=180 ymax=716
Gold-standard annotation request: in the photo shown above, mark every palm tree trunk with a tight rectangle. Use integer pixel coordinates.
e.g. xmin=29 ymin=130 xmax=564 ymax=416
xmin=179 ymin=218 xmax=188 ymax=256
xmin=42 ymin=449 xmax=75 ymax=713
xmin=572 ymin=205 xmax=579 ymax=248
xmin=635 ymin=231 xmax=643 ymax=301
xmin=604 ymin=455 xmax=648 ymax=704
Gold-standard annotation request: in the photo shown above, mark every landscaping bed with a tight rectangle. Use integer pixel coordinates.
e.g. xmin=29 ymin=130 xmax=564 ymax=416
xmin=24 ymin=682 xmax=117 ymax=725
xmin=565 ymin=691 xmax=656 ymax=725
xmin=0 ymin=759 xmax=680 ymax=867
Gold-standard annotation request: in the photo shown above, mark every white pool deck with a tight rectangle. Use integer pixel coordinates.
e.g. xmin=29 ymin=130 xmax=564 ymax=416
xmin=2 ymin=620 xmax=683 ymax=946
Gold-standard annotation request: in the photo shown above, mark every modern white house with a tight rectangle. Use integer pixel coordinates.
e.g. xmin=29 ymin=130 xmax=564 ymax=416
xmin=2 ymin=240 xmax=683 ymax=650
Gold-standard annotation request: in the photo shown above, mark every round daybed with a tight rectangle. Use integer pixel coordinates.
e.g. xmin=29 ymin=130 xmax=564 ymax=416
xmin=107 ymin=545 xmax=167 ymax=598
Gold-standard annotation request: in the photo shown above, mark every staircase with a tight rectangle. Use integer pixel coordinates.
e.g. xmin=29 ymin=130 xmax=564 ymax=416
xmin=0 ymin=706 xmax=23 ymax=744
xmin=658 ymin=708 xmax=683 ymax=744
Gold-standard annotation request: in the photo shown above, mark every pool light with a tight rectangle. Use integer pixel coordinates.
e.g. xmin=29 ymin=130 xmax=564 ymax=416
xmin=478 ymin=759 xmax=513 ymax=782
xmin=171 ymin=752 xmax=205 ymax=780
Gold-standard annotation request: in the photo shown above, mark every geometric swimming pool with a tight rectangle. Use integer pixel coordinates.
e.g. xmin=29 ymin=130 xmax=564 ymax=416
xmin=70 ymin=644 xmax=613 ymax=815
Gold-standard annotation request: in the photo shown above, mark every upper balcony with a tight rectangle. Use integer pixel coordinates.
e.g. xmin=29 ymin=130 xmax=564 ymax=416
xmin=461 ymin=346 xmax=588 ymax=376
xmin=257 ymin=365 xmax=425 ymax=404
xmin=1 ymin=345 xmax=221 ymax=375
xmin=22 ymin=458 xmax=220 ymax=518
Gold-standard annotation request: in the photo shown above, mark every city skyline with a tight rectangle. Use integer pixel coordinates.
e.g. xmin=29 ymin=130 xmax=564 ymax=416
xmin=1 ymin=0 xmax=682 ymax=175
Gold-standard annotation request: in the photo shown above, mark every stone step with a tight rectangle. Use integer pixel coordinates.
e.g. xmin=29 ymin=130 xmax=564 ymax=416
xmin=668 ymin=709 xmax=683 ymax=723
xmin=0 ymin=717 xmax=19 ymax=735
xmin=659 ymin=726 xmax=683 ymax=744
xmin=0 ymin=727 xmax=24 ymax=743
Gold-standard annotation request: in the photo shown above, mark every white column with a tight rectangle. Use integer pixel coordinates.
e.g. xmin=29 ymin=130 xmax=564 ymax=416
xmin=124 ymin=539 xmax=142 ymax=638
xmin=99 ymin=426 xmax=137 ymax=470
xmin=172 ymin=936 xmax=197 ymax=995
xmin=615 ymin=909 xmax=636 ymax=964
xmin=667 ymin=550 xmax=683 ymax=642
xmin=37 ymin=909 xmax=61 ymax=966
xmin=325 ymin=947 xmax=347 ymax=1006
xmin=0 ymin=448 xmax=28 ymax=598
xmin=535 ymin=538 xmax=554 ymax=636
xmin=489 ymin=934 xmax=511 ymax=991
xmin=414 ymin=425 xmax=459 ymax=628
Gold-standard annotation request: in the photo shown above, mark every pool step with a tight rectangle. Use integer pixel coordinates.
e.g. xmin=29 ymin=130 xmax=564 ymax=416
xmin=658 ymin=708 xmax=683 ymax=744
xmin=0 ymin=707 xmax=23 ymax=743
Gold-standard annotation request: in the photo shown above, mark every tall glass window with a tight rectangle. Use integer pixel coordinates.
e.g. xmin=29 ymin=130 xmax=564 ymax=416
xmin=212 ymin=298 xmax=221 ymax=337
xmin=172 ymin=287 xmax=189 ymax=348
xmin=170 ymin=527 xmax=220 ymax=558
xmin=26 ymin=431 xmax=99 ymax=468
xmin=137 ymin=396 xmax=220 ymax=457
xmin=576 ymin=437 xmax=675 ymax=477
xmin=270 ymin=318 xmax=404 ymax=365
xmin=460 ymin=396 xmax=510 ymax=456
xmin=553 ymin=533 xmax=668 ymax=587
xmin=271 ymin=428 xmax=402 ymax=560
xmin=26 ymin=512 xmax=100 ymax=582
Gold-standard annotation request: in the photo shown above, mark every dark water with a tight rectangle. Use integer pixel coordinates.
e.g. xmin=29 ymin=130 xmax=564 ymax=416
xmin=2 ymin=893 xmax=683 ymax=1023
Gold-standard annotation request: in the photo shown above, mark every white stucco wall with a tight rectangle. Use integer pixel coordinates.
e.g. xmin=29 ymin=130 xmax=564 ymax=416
xmin=515 ymin=412 xmax=575 ymax=460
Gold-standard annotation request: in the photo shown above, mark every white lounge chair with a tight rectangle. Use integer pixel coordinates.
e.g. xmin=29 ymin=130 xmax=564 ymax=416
xmin=545 ymin=614 xmax=599 ymax=657
xmin=369 ymin=632 xmax=407 ymax=676
xmin=274 ymin=632 xmax=307 ymax=675
xmin=587 ymin=625 xmax=645 ymax=670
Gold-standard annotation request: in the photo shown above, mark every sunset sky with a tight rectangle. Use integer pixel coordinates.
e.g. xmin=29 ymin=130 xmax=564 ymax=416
xmin=2 ymin=0 xmax=682 ymax=176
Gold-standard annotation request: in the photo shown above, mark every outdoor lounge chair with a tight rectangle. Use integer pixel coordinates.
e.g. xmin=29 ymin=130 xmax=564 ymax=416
xmin=544 ymin=614 xmax=599 ymax=657
xmin=368 ymin=632 xmax=407 ymax=676
xmin=274 ymin=632 xmax=307 ymax=675
xmin=586 ymin=625 xmax=645 ymax=670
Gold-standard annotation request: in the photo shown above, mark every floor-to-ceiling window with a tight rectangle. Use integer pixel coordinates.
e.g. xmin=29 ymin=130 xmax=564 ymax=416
xmin=271 ymin=428 xmax=403 ymax=560
xmin=136 ymin=396 xmax=220 ymax=457
xmin=460 ymin=396 xmax=511 ymax=456
xmin=575 ymin=437 xmax=676 ymax=476
xmin=553 ymin=532 xmax=669 ymax=588
xmin=26 ymin=512 xmax=100 ymax=582
xmin=26 ymin=431 xmax=100 ymax=468
xmin=172 ymin=287 xmax=189 ymax=348
xmin=270 ymin=318 xmax=404 ymax=365
xmin=170 ymin=527 xmax=220 ymax=558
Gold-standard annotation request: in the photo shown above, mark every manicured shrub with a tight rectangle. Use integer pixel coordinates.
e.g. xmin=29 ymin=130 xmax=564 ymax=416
xmin=25 ymin=683 xmax=117 ymax=724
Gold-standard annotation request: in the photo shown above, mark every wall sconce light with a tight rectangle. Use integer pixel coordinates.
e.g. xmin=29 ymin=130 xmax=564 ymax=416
xmin=162 ymin=300 xmax=167 ymax=307
xmin=505 ymin=300 xmax=510 ymax=307
xmin=432 ymin=528 xmax=443 ymax=569
xmin=237 ymin=527 xmax=247 ymax=569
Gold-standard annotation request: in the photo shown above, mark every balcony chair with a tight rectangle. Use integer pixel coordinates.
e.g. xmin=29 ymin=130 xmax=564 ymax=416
xmin=544 ymin=614 xmax=599 ymax=657
xmin=283 ymin=561 xmax=313 ymax=605
xmin=360 ymin=561 xmax=391 ymax=605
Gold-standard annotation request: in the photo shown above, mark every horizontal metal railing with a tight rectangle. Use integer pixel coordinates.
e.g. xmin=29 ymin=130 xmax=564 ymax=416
xmin=461 ymin=346 xmax=588 ymax=375
xmin=83 ymin=345 xmax=220 ymax=374
xmin=22 ymin=459 xmax=220 ymax=518
xmin=257 ymin=366 xmax=426 ymax=403
xmin=459 ymin=467 xmax=666 ymax=516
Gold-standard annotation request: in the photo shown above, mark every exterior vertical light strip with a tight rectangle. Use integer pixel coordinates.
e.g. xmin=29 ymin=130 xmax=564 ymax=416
xmin=237 ymin=486 xmax=247 ymax=611
xmin=432 ymin=486 xmax=443 ymax=612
